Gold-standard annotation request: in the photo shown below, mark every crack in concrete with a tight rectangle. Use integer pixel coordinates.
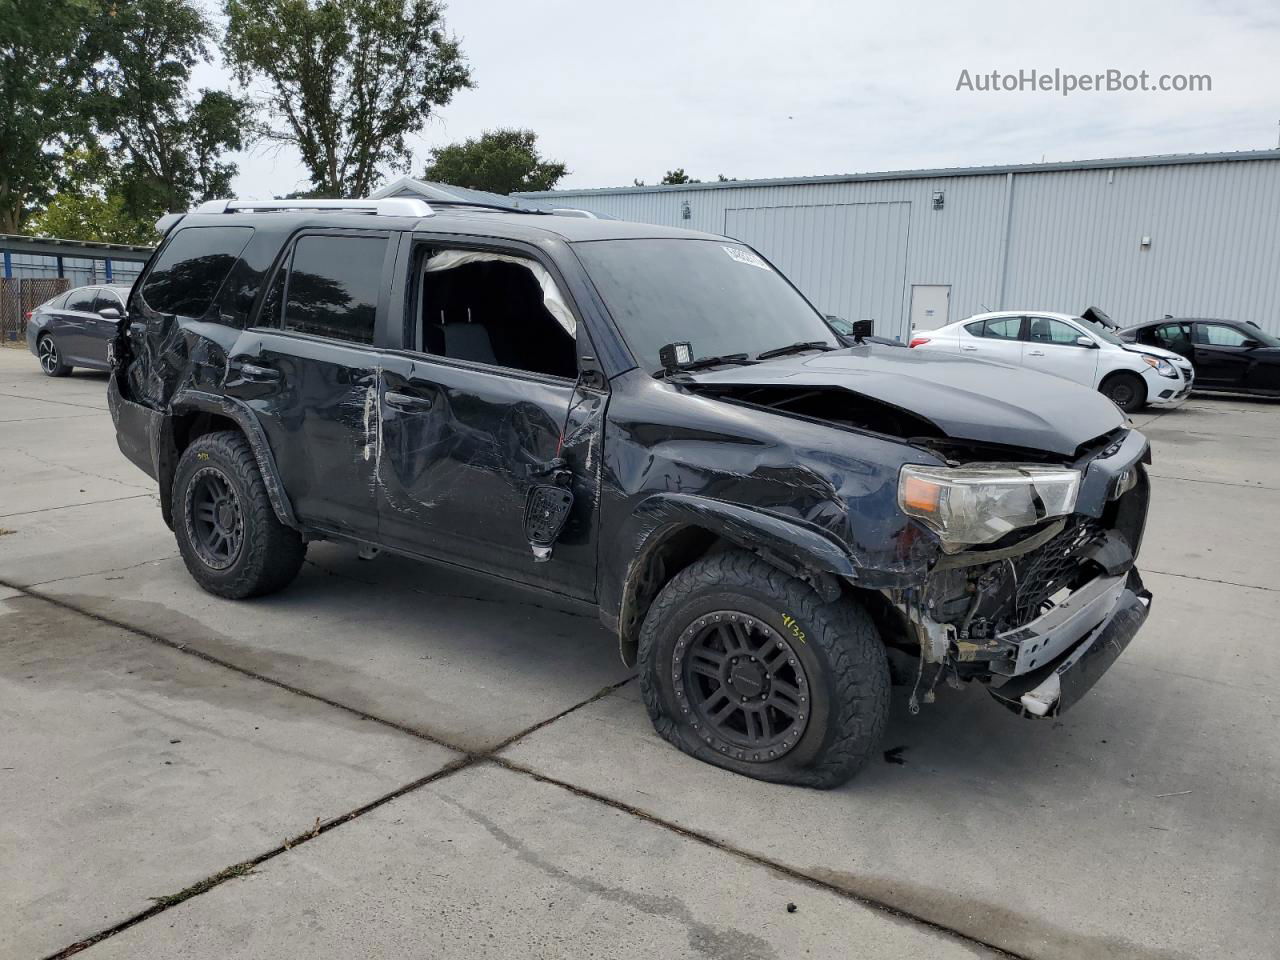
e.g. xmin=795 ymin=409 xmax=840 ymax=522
xmin=0 ymin=493 xmax=155 ymax=521
xmin=1144 ymin=568 xmax=1280 ymax=593
xmin=438 ymin=791 xmax=781 ymax=960
xmin=1147 ymin=472 xmax=1279 ymax=492
xmin=22 ymin=553 xmax=177 ymax=588
xmin=0 ymin=389 xmax=110 ymax=413
xmin=487 ymin=757 xmax=1023 ymax=959
xmin=0 ymin=411 xmax=105 ymax=423
xmin=44 ymin=756 xmax=478 ymax=959
xmin=10 ymin=446 xmax=154 ymax=491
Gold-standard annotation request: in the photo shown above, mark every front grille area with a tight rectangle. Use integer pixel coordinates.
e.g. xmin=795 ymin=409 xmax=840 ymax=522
xmin=1008 ymin=518 xmax=1106 ymax=626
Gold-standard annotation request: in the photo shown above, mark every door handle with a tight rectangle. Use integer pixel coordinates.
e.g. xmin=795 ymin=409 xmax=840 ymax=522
xmin=383 ymin=390 xmax=433 ymax=411
xmin=235 ymin=362 xmax=281 ymax=382
xmin=960 ymin=345 xmax=978 ymax=352
xmin=1027 ymin=350 xmax=1045 ymax=357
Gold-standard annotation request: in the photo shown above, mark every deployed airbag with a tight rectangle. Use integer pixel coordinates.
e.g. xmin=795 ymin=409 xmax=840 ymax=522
xmin=424 ymin=250 xmax=576 ymax=337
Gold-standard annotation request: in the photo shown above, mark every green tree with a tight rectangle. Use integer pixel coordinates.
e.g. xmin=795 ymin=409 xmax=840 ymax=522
xmin=0 ymin=0 xmax=104 ymax=232
xmin=422 ymin=128 xmax=567 ymax=194
xmin=27 ymin=190 xmax=158 ymax=245
xmin=223 ymin=0 xmax=473 ymax=197
xmin=94 ymin=0 xmax=251 ymax=222
xmin=661 ymin=168 xmax=700 ymax=185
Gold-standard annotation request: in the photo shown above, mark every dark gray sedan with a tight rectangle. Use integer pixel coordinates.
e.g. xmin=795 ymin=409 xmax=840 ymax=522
xmin=25 ymin=284 xmax=132 ymax=376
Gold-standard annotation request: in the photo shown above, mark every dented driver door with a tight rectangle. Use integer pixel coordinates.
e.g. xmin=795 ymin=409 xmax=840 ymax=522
xmin=374 ymin=354 xmax=606 ymax=600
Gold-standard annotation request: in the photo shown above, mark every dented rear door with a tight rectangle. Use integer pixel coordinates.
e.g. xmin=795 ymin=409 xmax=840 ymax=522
xmin=227 ymin=229 xmax=395 ymax=541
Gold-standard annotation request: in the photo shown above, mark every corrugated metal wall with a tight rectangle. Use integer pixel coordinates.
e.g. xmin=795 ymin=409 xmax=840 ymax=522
xmin=4 ymin=253 xmax=143 ymax=288
xmin=521 ymin=157 xmax=1280 ymax=340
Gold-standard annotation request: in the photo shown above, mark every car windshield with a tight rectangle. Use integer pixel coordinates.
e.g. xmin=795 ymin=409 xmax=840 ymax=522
xmin=1077 ymin=316 xmax=1125 ymax=345
xmin=1236 ymin=324 xmax=1280 ymax=347
xmin=573 ymin=238 xmax=838 ymax=371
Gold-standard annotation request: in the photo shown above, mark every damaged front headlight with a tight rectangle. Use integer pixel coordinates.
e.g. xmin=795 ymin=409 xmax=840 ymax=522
xmin=898 ymin=463 xmax=1081 ymax=551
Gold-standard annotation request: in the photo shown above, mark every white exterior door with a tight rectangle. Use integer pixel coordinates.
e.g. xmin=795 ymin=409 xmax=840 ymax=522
xmin=1023 ymin=316 xmax=1101 ymax=386
xmin=959 ymin=315 xmax=1025 ymax=364
xmin=910 ymin=284 xmax=950 ymax=331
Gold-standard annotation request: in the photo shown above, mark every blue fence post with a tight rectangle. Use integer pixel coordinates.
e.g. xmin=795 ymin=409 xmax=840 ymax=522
xmin=2 ymin=249 xmax=11 ymax=279
xmin=56 ymin=255 xmax=65 ymax=278
xmin=104 ymin=257 xmax=113 ymax=282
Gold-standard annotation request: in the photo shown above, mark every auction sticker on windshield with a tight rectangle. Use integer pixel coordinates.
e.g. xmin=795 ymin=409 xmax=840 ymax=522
xmin=723 ymin=245 xmax=770 ymax=270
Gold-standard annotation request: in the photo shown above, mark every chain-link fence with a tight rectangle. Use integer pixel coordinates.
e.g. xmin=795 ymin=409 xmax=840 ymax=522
xmin=1 ymin=277 xmax=71 ymax=348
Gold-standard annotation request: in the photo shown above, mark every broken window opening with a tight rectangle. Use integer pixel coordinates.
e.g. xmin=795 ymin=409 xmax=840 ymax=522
xmin=418 ymin=249 xmax=578 ymax=380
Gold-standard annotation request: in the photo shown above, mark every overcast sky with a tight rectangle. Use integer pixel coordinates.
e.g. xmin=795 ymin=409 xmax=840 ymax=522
xmin=194 ymin=0 xmax=1280 ymax=198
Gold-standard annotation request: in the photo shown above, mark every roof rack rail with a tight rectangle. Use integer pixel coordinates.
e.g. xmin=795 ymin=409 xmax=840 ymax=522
xmin=193 ymin=198 xmax=433 ymax=218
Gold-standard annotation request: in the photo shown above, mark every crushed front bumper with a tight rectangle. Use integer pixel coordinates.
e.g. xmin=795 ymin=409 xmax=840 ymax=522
xmin=988 ymin=568 xmax=1151 ymax=717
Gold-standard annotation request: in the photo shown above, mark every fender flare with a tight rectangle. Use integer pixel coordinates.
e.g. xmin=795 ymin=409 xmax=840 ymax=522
xmin=611 ymin=493 xmax=860 ymax=665
xmin=158 ymin=389 xmax=299 ymax=531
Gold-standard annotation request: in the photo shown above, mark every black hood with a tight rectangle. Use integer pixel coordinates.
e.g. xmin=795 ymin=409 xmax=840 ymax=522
xmin=685 ymin=344 xmax=1125 ymax=457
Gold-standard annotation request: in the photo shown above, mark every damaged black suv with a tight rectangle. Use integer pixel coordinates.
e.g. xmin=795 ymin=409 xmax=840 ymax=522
xmin=109 ymin=197 xmax=1153 ymax=788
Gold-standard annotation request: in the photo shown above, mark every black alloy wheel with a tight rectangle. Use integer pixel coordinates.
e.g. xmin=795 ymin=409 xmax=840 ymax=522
xmin=677 ymin=611 xmax=811 ymax=761
xmin=186 ymin=466 xmax=245 ymax=570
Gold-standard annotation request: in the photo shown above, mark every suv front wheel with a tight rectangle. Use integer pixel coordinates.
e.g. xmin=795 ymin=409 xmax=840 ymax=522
xmin=639 ymin=549 xmax=889 ymax=788
xmin=172 ymin=431 xmax=306 ymax=599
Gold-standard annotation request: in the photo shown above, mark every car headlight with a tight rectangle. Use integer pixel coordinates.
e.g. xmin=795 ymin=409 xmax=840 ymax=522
xmin=1141 ymin=355 xmax=1178 ymax=378
xmin=898 ymin=463 xmax=1081 ymax=551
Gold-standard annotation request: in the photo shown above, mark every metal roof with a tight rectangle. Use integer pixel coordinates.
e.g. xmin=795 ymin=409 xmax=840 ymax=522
xmin=0 ymin=233 xmax=154 ymax=261
xmin=515 ymin=149 xmax=1280 ymax=199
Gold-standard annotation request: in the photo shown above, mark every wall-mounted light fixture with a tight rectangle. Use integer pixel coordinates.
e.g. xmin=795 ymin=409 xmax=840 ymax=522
xmin=1140 ymin=235 xmax=1152 ymax=249
xmin=932 ymin=190 xmax=945 ymax=210
xmin=681 ymin=201 xmax=691 ymax=220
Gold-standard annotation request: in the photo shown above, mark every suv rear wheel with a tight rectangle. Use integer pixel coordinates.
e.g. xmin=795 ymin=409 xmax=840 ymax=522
xmin=172 ymin=431 xmax=306 ymax=598
xmin=639 ymin=549 xmax=889 ymax=788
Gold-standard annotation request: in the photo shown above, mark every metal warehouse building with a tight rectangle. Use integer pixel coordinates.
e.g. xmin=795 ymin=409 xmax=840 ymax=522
xmin=514 ymin=150 xmax=1280 ymax=342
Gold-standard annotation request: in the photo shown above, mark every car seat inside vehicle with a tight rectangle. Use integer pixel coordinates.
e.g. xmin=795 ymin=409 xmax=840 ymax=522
xmin=419 ymin=251 xmax=577 ymax=379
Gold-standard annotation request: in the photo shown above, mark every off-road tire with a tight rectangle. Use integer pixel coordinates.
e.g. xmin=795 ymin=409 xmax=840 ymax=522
xmin=37 ymin=335 xmax=71 ymax=377
xmin=1100 ymin=371 xmax=1147 ymax=413
xmin=639 ymin=549 xmax=890 ymax=789
xmin=172 ymin=430 xmax=306 ymax=599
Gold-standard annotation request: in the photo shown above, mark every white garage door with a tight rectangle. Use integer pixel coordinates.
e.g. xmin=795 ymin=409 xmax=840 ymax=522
xmin=724 ymin=201 xmax=911 ymax=341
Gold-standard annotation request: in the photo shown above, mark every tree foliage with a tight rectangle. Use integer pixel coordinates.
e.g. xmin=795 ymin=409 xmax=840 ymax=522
xmin=223 ymin=0 xmax=473 ymax=197
xmin=27 ymin=189 xmax=159 ymax=245
xmin=95 ymin=0 xmax=251 ymax=224
xmin=661 ymin=168 xmax=700 ymax=185
xmin=422 ymin=129 xmax=567 ymax=194
xmin=0 ymin=0 xmax=105 ymax=232
xmin=1 ymin=0 xmax=249 ymax=236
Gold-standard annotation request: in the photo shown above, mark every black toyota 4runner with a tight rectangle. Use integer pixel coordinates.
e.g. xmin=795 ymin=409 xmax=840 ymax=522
xmin=109 ymin=197 xmax=1153 ymax=788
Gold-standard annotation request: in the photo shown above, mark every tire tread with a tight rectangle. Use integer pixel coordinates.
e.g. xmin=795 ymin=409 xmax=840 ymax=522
xmin=638 ymin=549 xmax=889 ymax=789
xmin=173 ymin=430 xmax=305 ymax=599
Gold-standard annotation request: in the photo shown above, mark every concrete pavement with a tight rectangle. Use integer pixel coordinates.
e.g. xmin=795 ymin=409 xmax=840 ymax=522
xmin=1 ymin=347 xmax=1277 ymax=959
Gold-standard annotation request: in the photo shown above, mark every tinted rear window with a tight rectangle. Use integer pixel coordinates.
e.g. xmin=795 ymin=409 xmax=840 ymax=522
xmin=275 ymin=234 xmax=386 ymax=344
xmin=140 ymin=227 xmax=254 ymax=317
xmin=66 ymin=288 xmax=98 ymax=312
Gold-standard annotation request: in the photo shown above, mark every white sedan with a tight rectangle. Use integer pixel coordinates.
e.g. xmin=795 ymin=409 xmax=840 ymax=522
xmin=910 ymin=310 xmax=1194 ymax=412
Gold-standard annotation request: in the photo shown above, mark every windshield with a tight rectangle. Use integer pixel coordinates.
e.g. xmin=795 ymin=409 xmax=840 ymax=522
xmin=1077 ymin=316 xmax=1125 ymax=345
xmin=1240 ymin=324 xmax=1280 ymax=347
xmin=573 ymin=238 xmax=838 ymax=371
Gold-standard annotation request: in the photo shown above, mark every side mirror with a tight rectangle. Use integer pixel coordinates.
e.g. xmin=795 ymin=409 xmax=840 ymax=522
xmin=1242 ymin=338 xmax=1261 ymax=349
xmin=97 ymin=306 xmax=123 ymax=320
xmin=1075 ymin=336 xmax=1098 ymax=348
